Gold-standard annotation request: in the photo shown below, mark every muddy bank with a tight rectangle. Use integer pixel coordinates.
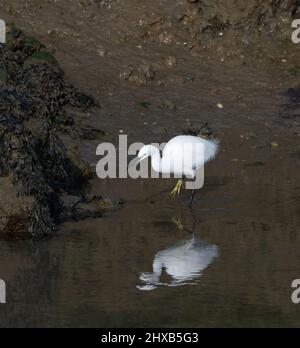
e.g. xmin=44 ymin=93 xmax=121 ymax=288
xmin=0 ymin=1 xmax=299 ymax=240
xmin=102 ymin=0 xmax=300 ymax=55
xmin=2 ymin=1 xmax=300 ymax=61
xmin=0 ymin=26 xmax=100 ymax=239
xmin=124 ymin=0 xmax=299 ymax=52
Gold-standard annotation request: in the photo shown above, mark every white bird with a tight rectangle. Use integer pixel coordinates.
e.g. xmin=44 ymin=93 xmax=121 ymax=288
xmin=134 ymin=135 xmax=219 ymax=207
xmin=137 ymin=236 xmax=219 ymax=290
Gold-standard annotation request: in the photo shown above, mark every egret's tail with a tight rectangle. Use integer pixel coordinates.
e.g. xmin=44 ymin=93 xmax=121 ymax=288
xmin=204 ymin=137 xmax=220 ymax=163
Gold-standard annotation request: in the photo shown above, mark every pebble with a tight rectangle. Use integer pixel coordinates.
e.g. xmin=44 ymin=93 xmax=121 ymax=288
xmin=184 ymin=73 xmax=195 ymax=82
xmin=165 ymin=56 xmax=178 ymax=67
xmin=217 ymin=103 xmax=224 ymax=109
xmin=158 ymin=31 xmax=176 ymax=45
xmin=97 ymin=47 xmax=107 ymax=57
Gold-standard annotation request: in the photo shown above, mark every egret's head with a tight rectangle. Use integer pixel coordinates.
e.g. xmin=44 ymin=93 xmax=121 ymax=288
xmin=137 ymin=145 xmax=153 ymax=162
xmin=130 ymin=145 xmax=158 ymax=169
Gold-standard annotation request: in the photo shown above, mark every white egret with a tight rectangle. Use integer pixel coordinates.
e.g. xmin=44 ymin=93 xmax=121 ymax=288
xmin=134 ymin=135 xmax=219 ymax=207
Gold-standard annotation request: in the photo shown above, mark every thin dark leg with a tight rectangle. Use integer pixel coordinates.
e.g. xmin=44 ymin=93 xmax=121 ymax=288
xmin=188 ymin=189 xmax=196 ymax=208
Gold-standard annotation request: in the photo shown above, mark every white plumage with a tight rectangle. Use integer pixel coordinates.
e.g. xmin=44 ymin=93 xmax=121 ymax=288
xmin=137 ymin=236 xmax=219 ymax=290
xmin=134 ymin=135 xmax=219 ymax=206
xmin=137 ymin=135 xmax=219 ymax=178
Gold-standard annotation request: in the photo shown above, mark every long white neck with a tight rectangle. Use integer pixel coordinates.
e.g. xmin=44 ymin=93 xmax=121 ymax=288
xmin=148 ymin=145 xmax=162 ymax=173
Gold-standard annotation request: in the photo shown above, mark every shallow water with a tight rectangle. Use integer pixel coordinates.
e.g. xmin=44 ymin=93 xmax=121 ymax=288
xmin=1 ymin=136 xmax=300 ymax=328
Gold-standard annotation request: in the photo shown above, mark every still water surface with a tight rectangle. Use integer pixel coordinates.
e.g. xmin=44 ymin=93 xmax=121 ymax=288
xmin=0 ymin=139 xmax=300 ymax=327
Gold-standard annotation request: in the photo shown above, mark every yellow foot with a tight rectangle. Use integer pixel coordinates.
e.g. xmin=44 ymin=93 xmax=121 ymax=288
xmin=170 ymin=179 xmax=183 ymax=197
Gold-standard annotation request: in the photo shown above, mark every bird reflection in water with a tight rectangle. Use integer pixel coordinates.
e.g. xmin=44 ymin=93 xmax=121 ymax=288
xmin=137 ymin=234 xmax=218 ymax=291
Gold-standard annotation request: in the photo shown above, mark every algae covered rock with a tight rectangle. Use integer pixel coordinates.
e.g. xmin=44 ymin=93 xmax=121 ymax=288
xmin=0 ymin=25 xmax=96 ymax=239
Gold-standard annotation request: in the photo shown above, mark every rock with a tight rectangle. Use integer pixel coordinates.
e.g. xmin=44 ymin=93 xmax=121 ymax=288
xmin=183 ymin=123 xmax=214 ymax=138
xmin=0 ymin=176 xmax=34 ymax=239
xmin=140 ymin=101 xmax=151 ymax=108
xmin=0 ymin=69 xmax=8 ymax=87
xmin=76 ymin=126 xmax=106 ymax=140
xmin=67 ymin=146 xmax=93 ymax=179
xmin=24 ymin=51 xmax=59 ymax=70
xmin=158 ymin=31 xmax=176 ymax=44
xmin=120 ymin=63 xmax=155 ymax=86
xmin=0 ymin=25 xmax=96 ymax=239
xmin=163 ymin=99 xmax=176 ymax=111
xmin=184 ymin=73 xmax=195 ymax=82
xmin=95 ymin=0 xmax=113 ymax=8
xmin=71 ymin=200 xmax=104 ymax=220
xmin=65 ymin=195 xmax=124 ymax=220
